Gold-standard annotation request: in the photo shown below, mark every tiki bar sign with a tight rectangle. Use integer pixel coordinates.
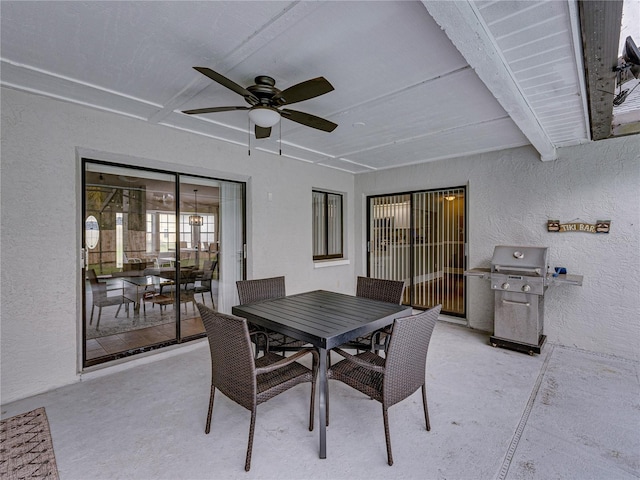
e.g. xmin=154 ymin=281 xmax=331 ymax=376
xmin=547 ymin=219 xmax=611 ymax=234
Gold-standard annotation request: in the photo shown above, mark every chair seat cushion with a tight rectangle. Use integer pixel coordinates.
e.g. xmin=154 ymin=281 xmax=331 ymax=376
xmin=96 ymin=296 xmax=132 ymax=307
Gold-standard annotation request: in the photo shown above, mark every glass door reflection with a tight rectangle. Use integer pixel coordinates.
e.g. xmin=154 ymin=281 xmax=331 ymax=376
xmin=83 ymin=163 xmax=179 ymax=366
xmin=83 ymin=162 xmax=245 ymax=367
xmin=175 ymin=178 xmax=221 ymax=339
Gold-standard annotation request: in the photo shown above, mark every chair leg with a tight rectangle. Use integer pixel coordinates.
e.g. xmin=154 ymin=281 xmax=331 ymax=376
xmin=382 ymin=405 xmax=393 ymax=466
xmin=115 ymin=304 xmax=122 ymax=318
xmin=89 ymin=305 xmax=95 ymax=325
xmin=309 ymin=361 xmax=318 ymax=431
xmin=245 ymin=407 xmax=257 ymax=472
xmin=96 ymin=307 xmax=102 ymax=329
xmin=422 ymin=384 xmax=430 ymax=431
xmin=210 ymin=290 xmax=215 ymax=309
xmin=205 ymin=384 xmax=216 ymax=434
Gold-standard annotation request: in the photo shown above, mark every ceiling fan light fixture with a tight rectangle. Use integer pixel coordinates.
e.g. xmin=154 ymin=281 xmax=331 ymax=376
xmin=249 ymin=106 xmax=280 ymax=128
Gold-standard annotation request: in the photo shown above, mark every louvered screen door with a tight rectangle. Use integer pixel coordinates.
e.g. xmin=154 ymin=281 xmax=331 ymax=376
xmin=367 ymin=187 xmax=466 ymax=316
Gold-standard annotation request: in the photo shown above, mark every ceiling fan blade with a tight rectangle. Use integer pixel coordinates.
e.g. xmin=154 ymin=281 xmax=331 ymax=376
xmin=273 ymin=77 xmax=334 ymax=105
xmin=193 ymin=67 xmax=259 ymax=104
xmin=182 ymin=106 xmax=250 ymax=115
xmin=280 ymin=109 xmax=338 ymax=132
xmin=255 ymin=125 xmax=272 ymax=139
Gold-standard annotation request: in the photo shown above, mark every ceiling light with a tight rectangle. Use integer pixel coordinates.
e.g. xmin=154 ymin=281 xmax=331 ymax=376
xmin=189 ymin=189 xmax=203 ymax=226
xmin=249 ymin=106 xmax=280 ymax=128
xmin=444 ymin=195 xmax=456 ymax=201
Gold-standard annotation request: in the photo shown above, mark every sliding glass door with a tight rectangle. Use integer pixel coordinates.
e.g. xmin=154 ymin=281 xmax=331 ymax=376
xmin=368 ymin=187 xmax=466 ymax=316
xmin=82 ymin=160 xmax=244 ymax=367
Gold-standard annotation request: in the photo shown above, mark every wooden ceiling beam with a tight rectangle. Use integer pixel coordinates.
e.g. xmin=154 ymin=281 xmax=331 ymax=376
xmin=579 ymin=0 xmax=624 ymax=141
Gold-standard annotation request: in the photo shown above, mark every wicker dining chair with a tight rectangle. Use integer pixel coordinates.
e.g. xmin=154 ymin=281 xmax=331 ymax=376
xmin=328 ymin=305 xmax=441 ymax=466
xmin=196 ymin=303 xmax=318 ymax=471
xmin=341 ymin=276 xmax=406 ymax=352
xmin=236 ymin=276 xmax=307 ymax=353
xmin=86 ymin=269 xmax=134 ymax=329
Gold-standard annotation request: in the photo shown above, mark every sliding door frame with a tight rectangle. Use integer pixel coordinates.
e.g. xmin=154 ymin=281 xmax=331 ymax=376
xmin=81 ymin=158 xmax=246 ymax=368
xmin=366 ymin=186 xmax=467 ymax=317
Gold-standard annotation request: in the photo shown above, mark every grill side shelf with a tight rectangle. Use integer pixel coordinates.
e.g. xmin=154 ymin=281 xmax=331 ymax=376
xmin=464 ymin=268 xmax=491 ymax=280
xmin=547 ymin=273 xmax=583 ymax=286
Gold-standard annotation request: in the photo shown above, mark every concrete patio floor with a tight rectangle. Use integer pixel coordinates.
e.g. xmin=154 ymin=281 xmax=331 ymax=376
xmin=2 ymin=321 xmax=638 ymax=479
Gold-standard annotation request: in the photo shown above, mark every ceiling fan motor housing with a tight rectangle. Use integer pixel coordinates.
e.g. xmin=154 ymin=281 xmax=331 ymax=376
xmin=247 ymin=76 xmax=283 ymax=106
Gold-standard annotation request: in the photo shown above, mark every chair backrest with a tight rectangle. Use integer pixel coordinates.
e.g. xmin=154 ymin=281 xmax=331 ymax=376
xmin=236 ymin=276 xmax=285 ymax=304
xmin=86 ymin=268 xmax=108 ymax=299
xmin=356 ymin=276 xmax=405 ymax=304
xmin=197 ymin=303 xmax=257 ymax=410
xmin=200 ymin=269 xmax=213 ymax=288
xmin=202 ymin=260 xmax=214 ymax=272
xmin=383 ymin=305 xmax=441 ymax=407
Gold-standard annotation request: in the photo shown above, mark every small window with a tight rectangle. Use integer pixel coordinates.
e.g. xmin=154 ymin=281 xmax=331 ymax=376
xmin=313 ymin=190 xmax=343 ymax=260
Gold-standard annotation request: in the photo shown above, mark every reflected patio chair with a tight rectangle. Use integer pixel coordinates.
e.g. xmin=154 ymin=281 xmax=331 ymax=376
xmin=172 ymin=268 xmax=198 ymax=314
xmin=197 ymin=260 xmax=218 ymax=281
xmin=236 ymin=276 xmax=307 ymax=353
xmin=207 ymin=242 xmax=218 ymax=260
xmin=86 ymin=269 xmax=134 ymax=329
xmin=328 ymin=305 xmax=441 ymax=466
xmin=341 ymin=276 xmax=405 ymax=352
xmin=193 ymin=269 xmax=215 ymax=308
xmin=196 ymin=304 xmax=318 ymax=471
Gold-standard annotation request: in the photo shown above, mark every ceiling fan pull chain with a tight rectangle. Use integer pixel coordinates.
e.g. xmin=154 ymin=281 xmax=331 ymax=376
xmin=279 ymin=121 xmax=282 ymax=156
xmin=248 ymin=117 xmax=251 ymax=156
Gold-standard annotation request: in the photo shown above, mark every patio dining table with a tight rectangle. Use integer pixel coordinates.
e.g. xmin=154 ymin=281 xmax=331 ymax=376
xmin=122 ymin=275 xmax=174 ymax=316
xmin=232 ymin=289 xmax=412 ymax=459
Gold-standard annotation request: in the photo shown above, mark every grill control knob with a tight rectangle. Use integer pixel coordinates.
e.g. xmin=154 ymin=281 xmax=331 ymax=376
xmin=501 ymin=282 xmax=510 ymax=290
xmin=522 ymin=285 xmax=531 ymax=293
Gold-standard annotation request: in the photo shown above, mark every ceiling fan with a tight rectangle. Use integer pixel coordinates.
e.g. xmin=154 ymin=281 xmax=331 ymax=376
xmin=182 ymin=67 xmax=338 ymax=139
xmin=614 ymin=36 xmax=640 ymax=106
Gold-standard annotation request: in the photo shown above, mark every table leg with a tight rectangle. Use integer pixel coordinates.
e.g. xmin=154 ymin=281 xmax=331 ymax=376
xmin=124 ymin=284 xmax=142 ymax=317
xmin=318 ymin=346 xmax=327 ymax=459
xmin=133 ymin=286 xmax=142 ymax=317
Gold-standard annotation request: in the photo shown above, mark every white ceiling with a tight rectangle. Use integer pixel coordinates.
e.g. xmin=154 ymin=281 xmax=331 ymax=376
xmin=1 ymin=1 xmax=596 ymax=173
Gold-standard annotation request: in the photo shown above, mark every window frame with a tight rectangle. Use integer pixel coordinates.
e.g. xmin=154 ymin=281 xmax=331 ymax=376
xmin=312 ymin=189 xmax=344 ymax=261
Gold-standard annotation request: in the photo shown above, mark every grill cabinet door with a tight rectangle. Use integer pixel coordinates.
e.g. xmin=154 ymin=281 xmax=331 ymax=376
xmin=494 ymin=291 xmax=543 ymax=345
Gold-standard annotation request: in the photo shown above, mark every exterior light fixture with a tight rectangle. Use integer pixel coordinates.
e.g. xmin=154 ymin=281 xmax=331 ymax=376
xmin=248 ymin=106 xmax=281 ymax=128
xmin=189 ymin=189 xmax=203 ymax=226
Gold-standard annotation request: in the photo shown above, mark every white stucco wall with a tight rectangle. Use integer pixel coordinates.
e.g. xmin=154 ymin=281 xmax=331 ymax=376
xmin=2 ymin=86 xmax=638 ymax=405
xmin=355 ymin=139 xmax=640 ymax=361
xmin=0 ymin=87 xmax=355 ymax=404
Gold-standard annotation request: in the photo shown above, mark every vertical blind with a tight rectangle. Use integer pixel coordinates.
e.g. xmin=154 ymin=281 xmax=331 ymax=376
xmin=368 ymin=188 xmax=465 ymax=315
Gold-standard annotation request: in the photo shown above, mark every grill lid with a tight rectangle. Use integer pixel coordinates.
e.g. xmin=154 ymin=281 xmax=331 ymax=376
xmin=491 ymin=245 xmax=548 ymax=276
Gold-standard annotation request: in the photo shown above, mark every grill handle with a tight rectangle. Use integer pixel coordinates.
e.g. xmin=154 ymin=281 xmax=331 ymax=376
xmin=502 ymin=299 xmax=531 ymax=307
xmin=494 ymin=265 xmax=542 ymax=275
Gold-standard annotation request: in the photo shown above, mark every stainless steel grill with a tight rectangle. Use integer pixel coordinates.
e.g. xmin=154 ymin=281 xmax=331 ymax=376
xmin=466 ymin=245 xmax=582 ymax=355
xmin=490 ymin=246 xmax=548 ymax=353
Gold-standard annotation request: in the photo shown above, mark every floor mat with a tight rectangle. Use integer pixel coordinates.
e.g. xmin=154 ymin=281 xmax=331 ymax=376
xmin=0 ymin=407 xmax=59 ymax=479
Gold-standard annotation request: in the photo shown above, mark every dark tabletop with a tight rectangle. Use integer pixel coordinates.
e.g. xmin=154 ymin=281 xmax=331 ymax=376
xmin=232 ymin=289 xmax=412 ymax=350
